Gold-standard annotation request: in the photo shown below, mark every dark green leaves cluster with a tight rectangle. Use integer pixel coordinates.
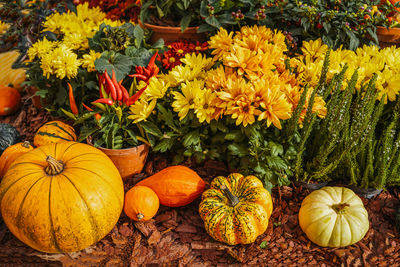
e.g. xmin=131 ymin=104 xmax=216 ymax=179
xmin=140 ymin=0 xmax=203 ymax=32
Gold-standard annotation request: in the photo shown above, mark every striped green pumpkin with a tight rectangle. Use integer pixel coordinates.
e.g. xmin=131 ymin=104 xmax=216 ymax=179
xmin=33 ymin=121 xmax=77 ymax=147
xmin=199 ymin=173 xmax=273 ymax=245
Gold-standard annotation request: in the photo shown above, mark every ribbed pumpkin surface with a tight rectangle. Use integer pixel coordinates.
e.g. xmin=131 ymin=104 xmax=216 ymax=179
xmin=0 ymin=141 xmax=33 ymax=177
xmin=299 ymin=186 xmax=369 ymax=247
xmin=34 ymin=121 xmax=77 ymax=147
xmin=0 ymin=51 xmax=26 ymax=90
xmin=0 ymin=142 xmax=124 ymax=253
xmin=199 ymin=173 xmax=273 ymax=245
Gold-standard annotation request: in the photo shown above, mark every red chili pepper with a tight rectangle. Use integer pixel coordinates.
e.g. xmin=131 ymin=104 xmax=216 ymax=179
xmin=111 ymin=69 xmax=122 ymax=101
xmin=148 ymin=51 xmax=158 ymax=69
xmin=68 ymin=83 xmax=79 ymax=115
xmin=82 ymin=102 xmax=93 ymax=111
xmin=126 ymin=85 xmax=148 ymax=106
xmin=129 ymin=73 xmax=148 ymax=82
xmin=92 ymin=98 xmax=114 ymax=105
xmin=119 ymin=81 xmax=130 ymax=104
xmin=104 ymin=70 xmax=117 ymax=100
xmin=94 ymin=113 xmax=101 ymax=121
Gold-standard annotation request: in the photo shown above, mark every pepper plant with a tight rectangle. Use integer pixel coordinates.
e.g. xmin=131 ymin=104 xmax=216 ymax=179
xmin=64 ymin=52 xmax=161 ymax=149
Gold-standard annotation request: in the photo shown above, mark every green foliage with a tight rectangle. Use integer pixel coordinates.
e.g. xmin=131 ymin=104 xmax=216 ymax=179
xmin=199 ymin=0 xmax=392 ymax=50
xmin=285 ymin=49 xmax=400 ymax=189
xmin=139 ymin=0 xmax=203 ymax=32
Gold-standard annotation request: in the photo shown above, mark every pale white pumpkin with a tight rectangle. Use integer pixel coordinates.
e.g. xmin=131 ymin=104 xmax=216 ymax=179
xmin=299 ymin=186 xmax=369 ymax=247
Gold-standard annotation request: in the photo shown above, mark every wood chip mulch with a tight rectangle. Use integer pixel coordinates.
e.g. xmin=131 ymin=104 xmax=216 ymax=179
xmin=0 ymin=93 xmax=399 ymax=266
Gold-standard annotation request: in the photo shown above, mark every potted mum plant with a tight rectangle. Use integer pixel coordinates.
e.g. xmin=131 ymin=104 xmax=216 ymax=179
xmin=65 ymin=52 xmax=164 ymax=180
xmin=139 ymin=0 xmax=206 ymax=43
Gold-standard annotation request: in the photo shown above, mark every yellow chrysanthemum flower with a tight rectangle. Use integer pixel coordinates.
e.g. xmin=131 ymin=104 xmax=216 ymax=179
xmin=101 ymin=18 xmax=125 ymax=27
xmin=180 ymin=53 xmax=214 ymax=71
xmin=172 ymin=79 xmax=205 ymax=120
xmin=194 ymin=89 xmax=216 ymax=123
xmin=300 ymin=38 xmax=328 ymax=62
xmin=143 ymin=77 xmax=170 ymax=100
xmin=208 ymin=27 xmax=233 ymax=61
xmin=257 ymin=86 xmax=292 ymax=129
xmin=0 ymin=20 xmax=10 ymax=35
xmin=27 ymin=37 xmax=58 ymax=61
xmin=165 ymin=64 xmax=205 ymax=87
xmin=128 ymin=99 xmax=157 ymax=123
xmin=76 ymin=2 xmax=105 ymax=23
xmin=223 ymin=45 xmax=260 ymax=76
xmin=376 ymin=68 xmax=400 ymax=103
xmin=42 ymin=12 xmax=65 ymax=35
xmin=48 ymin=45 xmax=81 ymax=79
xmin=81 ymin=50 xmax=101 ymax=72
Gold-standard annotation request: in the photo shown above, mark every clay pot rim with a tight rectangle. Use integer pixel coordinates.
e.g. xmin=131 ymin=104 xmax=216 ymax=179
xmin=139 ymin=19 xmax=200 ymax=33
xmin=86 ymin=136 xmax=149 ymax=155
xmin=376 ymin=25 xmax=400 ymax=35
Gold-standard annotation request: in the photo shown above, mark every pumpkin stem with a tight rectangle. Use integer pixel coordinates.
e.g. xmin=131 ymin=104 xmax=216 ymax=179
xmin=331 ymin=203 xmax=350 ymax=214
xmin=220 ymin=184 xmax=239 ymax=207
xmin=21 ymin=141 xmax=31 ymax=148
xmin=45 ymin=156 xmax=65 ymax=176
xmin=137 ymin=213 xmax=144 ymax=220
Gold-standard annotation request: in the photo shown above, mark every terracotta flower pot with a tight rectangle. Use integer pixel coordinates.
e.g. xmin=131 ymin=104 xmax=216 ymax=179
xmin=87 ymin=136 xmax=149 ymax=180
xmin=376 ymin=26 xmax=400 ymax=47
xmin=140 ymin=21 xmax=207 ymax=44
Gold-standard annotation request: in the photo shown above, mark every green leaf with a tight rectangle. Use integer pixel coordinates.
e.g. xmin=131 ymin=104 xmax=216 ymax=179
xmin=125 ymin=47 xmax=153 ymax=66
xmin=227 ymin=143 xmax=248 ymax=157
xmin=139 ymin=121 xmax=163 ymax=137
xmin=154 ymin=138 xmax=175 ymax=152
xmin=182 ymin=130 xmax=200 ymax=147
xmin=114 ymin=106 xmax=123 ymax=122
xmin=34 ymin=89 xmax=48 ymax=97
xmin=133 ymin=25 xmax=144 ymax=47
xmin=200 ymin=0 xmax=208 ymax=17
xmin=224 ymin=130 xmax=243 ymax=141
xmin=95 ymin=54 xmax=133 ymax=81
xmin=259 ymin=241 xmax=268 ymax=249
xmin=205 ymin=16 xmax=222 ymax=29
xmin=181 ymin=14 xmax=192 ymax=32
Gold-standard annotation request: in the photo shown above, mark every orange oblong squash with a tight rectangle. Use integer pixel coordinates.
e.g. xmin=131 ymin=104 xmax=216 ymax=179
xmin=0 ymin=141 xmax=34 ymax=177
xmin=136 ymin=166 xmax=206 ymax=207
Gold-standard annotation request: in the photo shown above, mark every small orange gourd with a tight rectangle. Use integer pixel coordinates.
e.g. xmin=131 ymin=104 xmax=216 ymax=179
xmin=124 ymin=186 xmax=159 ymax=221
xmin=0 ymin=86 xmax=21 ymax=116
xmin=135 ymin=166 xmax=206 ymax=207
xmin=0 ymin=141 xmax=34 ymax=177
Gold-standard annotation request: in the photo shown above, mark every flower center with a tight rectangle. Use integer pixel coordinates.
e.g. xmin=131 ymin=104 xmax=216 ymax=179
xmin=177 ymin=49 xmax=184 ymax=54
xmin=169 ymin=57 xmax=176 ymax=63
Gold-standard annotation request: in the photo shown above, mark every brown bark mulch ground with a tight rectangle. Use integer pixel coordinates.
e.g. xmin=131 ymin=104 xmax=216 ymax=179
xmin=0 ymin=92 xmax=399 ymax=266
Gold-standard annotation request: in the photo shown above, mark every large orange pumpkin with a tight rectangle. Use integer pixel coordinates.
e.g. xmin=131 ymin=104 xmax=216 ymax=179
xmin=0 ymin=51 xmax=26 ymax=91
xmin=0 ymin=86 xmax=21 ymax=116
xmin=0 ymin=142 xmax=124 ymax=253
xmin=0 ymin=141 xmax=34 ymax=177
xmin=135 ymin=166 xmax=206 ymax=207
xmin=124 ymin=186 xmax=159 ymax=221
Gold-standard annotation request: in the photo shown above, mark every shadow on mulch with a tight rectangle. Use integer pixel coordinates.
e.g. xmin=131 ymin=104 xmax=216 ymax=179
xmin=0 ymin=93 xmax=399 ymax=266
